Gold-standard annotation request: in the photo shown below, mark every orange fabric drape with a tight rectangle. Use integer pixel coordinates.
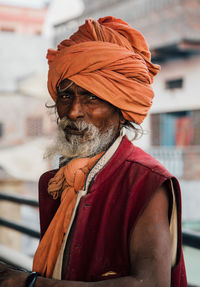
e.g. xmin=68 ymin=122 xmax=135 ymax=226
xmin=47 ymin=16 xmax=160 ymax=124
xmin=33 ymin=152 xmax=103 ymax=278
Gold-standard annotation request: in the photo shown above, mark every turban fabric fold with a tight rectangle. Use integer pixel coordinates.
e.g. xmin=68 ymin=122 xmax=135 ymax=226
xmin=47 ymin=16 xmax=160 ymax=124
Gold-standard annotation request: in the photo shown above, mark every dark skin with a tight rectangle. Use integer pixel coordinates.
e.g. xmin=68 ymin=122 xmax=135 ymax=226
xmin=56 ymin=79 xmax=121 ymax=136
xmin=0 ymin=80 xmax=172 ymax=287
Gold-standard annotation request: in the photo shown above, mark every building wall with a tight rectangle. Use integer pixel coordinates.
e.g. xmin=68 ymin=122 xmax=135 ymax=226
xmin=54 ymin=0 xmax=200 ymax=48
xmin=133 ymin=54 xmax=200 ymax=149
xmin=147 ymin=53 xmax=200 ymax=180
xmin=0 ymin=4 xmax=47 ymax=34
xmin=0 ymin=32 xmax=50 ymax=92
xmin=0 ymin=93 xmax=56 ymax=147
xmin=149 ymin=54 xmax=200 ymax=149
xmin=152 ymin=54 xmax=200 ymax=113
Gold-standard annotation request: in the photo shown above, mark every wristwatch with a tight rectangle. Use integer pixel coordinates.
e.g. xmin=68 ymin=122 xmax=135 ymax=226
xmin=25 ymin=272 xmax=38 ymax=287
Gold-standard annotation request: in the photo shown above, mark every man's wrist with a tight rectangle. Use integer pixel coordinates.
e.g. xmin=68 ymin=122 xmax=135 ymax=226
xmin=25 ymin=272 xmax=39 ymax=287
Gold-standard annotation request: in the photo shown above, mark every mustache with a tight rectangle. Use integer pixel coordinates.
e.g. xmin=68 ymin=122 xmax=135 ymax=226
xmin=44 ymin=117 xmax=118 ymax=161
xmin=59 ymin=118 xmax=89 ymax=135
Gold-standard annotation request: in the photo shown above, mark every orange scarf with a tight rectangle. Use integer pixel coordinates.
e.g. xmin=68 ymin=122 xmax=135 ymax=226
xmin=46 ymin=16 xmax=160 ymax=124
xmin=33 ymin=152 xmax=103 ymax=278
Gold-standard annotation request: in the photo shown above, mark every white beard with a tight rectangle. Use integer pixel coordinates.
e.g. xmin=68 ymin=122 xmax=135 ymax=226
xmin=44 ymin=117 xmax=118 ymax=162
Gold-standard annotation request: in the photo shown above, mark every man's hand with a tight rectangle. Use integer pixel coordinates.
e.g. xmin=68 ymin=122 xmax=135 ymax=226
xmin=0 ymin=262 xmax=28 ymax=287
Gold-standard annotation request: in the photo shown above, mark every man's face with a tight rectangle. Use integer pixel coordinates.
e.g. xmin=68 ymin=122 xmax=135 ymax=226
xmin=56 ymin=79 xmax=120 ymax=139
xmin=44 ymin=79 xmax=121 ymax=160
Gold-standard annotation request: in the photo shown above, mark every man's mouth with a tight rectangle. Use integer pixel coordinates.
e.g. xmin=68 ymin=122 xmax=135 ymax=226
xmin=64 ymin=125 xmax=87 ymax=136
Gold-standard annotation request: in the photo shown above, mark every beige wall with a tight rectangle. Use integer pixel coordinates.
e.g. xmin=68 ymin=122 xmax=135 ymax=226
xmin=0 ymin=180 xmax=23 ymax=251
xmin=0 ymin=92 xmax=56 ymax=147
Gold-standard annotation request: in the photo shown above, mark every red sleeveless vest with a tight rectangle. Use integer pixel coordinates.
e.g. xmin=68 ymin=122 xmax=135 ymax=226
xmin=38 ymin=136 xmax=187 ymax=286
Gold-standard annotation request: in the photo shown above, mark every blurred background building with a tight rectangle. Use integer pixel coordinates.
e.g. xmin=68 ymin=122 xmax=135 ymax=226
xmin=0 ymin=0 xmax=55 ymax=269
xmin=0 ymin=0 xmax=200 ymax=285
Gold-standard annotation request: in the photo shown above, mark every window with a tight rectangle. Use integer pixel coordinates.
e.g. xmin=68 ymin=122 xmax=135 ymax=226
xmin=26 ymin=117 xmax=43 ymax=137
xmin=165 ymin=78 xmax=183 ymax=90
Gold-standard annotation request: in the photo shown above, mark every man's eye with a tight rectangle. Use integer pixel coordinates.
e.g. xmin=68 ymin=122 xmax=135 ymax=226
xmin=59 ymin=94 xmax=71 ymax=101
xmin=88 ymin=95 xmax=98 ymax=100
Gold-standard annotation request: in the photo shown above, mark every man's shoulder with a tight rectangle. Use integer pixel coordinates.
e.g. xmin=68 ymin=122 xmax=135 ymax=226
xmin=39 ymin=169 xmax=58 ymax=185
xmin=38 ymin=169 xmax=58 ymax=198
xmin=121 ymin=137 xmax=172 ymax=178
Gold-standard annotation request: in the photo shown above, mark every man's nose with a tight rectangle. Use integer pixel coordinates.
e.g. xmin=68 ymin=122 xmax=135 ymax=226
xmin=67 ymin=97 xmax=84 ymax=120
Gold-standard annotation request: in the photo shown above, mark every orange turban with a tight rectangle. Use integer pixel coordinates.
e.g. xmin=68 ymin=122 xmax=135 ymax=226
xmin=47 ymin=16 xmax=160 ymax=124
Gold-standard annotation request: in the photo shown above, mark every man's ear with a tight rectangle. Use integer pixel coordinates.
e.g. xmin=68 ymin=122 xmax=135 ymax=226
xmin=118 ymin=110 xmax=125 ymax=125
xmin=119 ymin=114 xmax=126 ymax=125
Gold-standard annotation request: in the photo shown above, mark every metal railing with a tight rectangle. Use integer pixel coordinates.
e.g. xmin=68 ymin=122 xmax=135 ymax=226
xmin=182 ymin=230 xmax=200 ymax=249
xmin=148 ymin=146 xmax=200 ymax=180
xmin=0 ymin=218 xmax=40 ymax=239
xmin=0 ymin=192 xmax=40 ymax=238
xmin=148 ymin=147 xmax=184 ymax=178
xmin=0 ymin=192 xmax=38 ymax=207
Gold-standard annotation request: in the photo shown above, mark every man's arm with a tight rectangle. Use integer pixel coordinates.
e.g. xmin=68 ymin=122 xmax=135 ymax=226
xmin=129 ymin=183 xmax=171 ymax=286
xmin=0 ymin=184 xmax=171 ymax=287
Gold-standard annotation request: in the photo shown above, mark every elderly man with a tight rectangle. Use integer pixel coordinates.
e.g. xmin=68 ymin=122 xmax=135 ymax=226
xmin=0 ymin=16 xmax=187 ymax=287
